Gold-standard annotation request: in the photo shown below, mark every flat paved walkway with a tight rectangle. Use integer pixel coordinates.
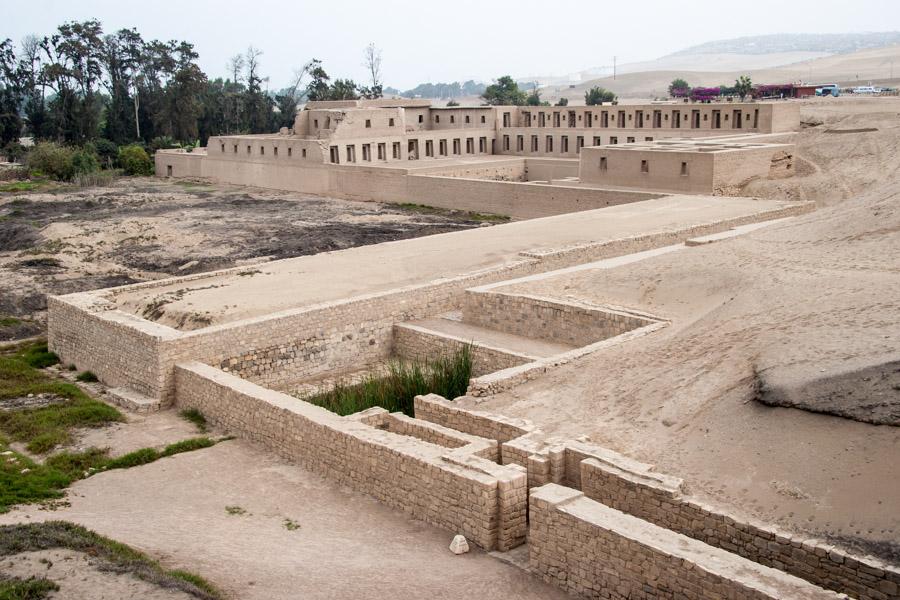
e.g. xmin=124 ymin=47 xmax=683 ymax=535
xmin=109 ymin=195 xmax=797 ymax=328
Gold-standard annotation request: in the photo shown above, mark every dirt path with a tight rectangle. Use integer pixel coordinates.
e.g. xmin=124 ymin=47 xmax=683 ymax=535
xmin=0 ymin=437 xmax=569 ymax=600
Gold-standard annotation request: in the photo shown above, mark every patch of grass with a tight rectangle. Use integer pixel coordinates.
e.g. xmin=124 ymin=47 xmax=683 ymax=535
xmin=179 ymin=408 xmax=207 ymax=432
xmin=0 ymin=521 xmax=222 ymax=599
xmin=225 ymin=505 xmax=246 ymax=516
xmin=303 ymin=345 xmax=472 ymax=417
xmin=0 ymin=341 xmax=122 ymax=453
xmin=0 ymin=181 xmax=43 ymax=194
xmin=0 ymin=317 xmax=21 ymax=327
xmin=0 ymin=576 xmax=59 ymax=600
xmin=392 ymin=202 xmax=510 ymax=223
xmin=74 ymin=371 xmax=98 ymax=383
xmin=283 ymin=518 xmax=300 ymax=531
xmin=2 ymin=437 xmax=220 ymax=513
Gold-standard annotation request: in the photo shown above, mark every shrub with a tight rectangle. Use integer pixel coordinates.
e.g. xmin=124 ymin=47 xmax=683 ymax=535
xmin=118 ymin=145 xmax=153 ymax=176
xmin=75 ymin=371 xmax=98 ymax=383
xmin=71 ymin=149 xmax=100 ymax=176
xmin=2 ymin=141 xmax=27 ymax=163
xmin=25 ymin=143 xmax=75 ymax=181
xmin=93 ymin=138 xmax=118 ymax=168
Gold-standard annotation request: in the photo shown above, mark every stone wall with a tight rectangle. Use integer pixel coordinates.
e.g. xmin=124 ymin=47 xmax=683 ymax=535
xmin=392 ymin=322 xmax=534 ymax=377
xmin=579 ymin=457 xmax=900 ymax=600
xmin=462 ymin=291 xmax=653 ymax=347
xmin=173 ymin=363 xmax=527 ymax=551
xmin=414 ymin=394 xmax=533 ymax=445
xmin=406 ymin=174 xmax=661 ymax=219
xmin=528 ymin=484 xmax=844 ymax=600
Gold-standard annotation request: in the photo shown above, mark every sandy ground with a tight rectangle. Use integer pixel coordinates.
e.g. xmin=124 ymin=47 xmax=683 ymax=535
xmin=1 ymin=549 xmax=194 ymax=600
xmin=0 ymin=179 xmax=491 ymax=340
xmin=462 ymin=97 xmax=900 ymax=561
xmin=108 ymin=194 xmax=797 ymax=329
xmin=0 ymin=428 xmax=569 ymax=600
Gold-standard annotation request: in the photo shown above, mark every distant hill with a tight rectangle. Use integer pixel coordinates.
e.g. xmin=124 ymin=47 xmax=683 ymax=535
xmin=668 ymin=32 xmax=900 ymax=57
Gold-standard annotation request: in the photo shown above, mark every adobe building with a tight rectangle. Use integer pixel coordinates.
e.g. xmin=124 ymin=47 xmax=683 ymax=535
xmin=157 ymin=98 xmax=797 ymax=207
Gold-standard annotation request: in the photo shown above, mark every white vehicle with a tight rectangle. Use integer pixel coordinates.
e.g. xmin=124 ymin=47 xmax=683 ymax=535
xmin=853 ymin=86 xmax=878 ymax=94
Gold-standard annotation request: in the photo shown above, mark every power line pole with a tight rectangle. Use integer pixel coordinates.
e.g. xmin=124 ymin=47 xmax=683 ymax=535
xmin=613 ymin=56 xmax=617 ymax=80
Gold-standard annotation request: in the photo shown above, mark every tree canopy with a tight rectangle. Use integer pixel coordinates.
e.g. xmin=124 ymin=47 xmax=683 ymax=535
xmin=668 ymin=78 xmax=690 ymax=97
xmin=481 ymin=76 xmax=527 ymax=106
xmin=584 ymin=86 xmax=616 ymax=105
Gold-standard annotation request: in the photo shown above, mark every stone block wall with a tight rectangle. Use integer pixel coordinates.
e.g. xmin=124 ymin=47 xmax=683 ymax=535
xmin=462 ymin=291 xmax=653 ymax=347
xmin=413 ymin=394 xmax=533 ymax=445
xmin=579 ymin=458 xmax=900 ymax=599
xmin=528 ymin=484 xmax=844 ymax=600
xmin=392 ymin=322 xmax=534 ymax=377
xmin=174 ymin=363 xmax=527 ymax=551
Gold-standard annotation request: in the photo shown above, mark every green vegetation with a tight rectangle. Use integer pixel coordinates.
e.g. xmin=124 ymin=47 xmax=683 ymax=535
xmin=734 ymin=75 xmax=754 ymax=101
xmin=179 ymin=408 xmax=208 ymax=432
xmin=392 ymin=202 xmax=510 ymax=223
xmin=0 ymin=181 xmax=43 ymax=193
xmin=283 ymin=518 xmax=301 ymax=531
xmin=481 ymin=76 xmax=528 ymax=106
xmin=304 ymin=345 xmax=472 ymax=417
xmin=118 ymin=145 xmax=153 ymax=176
xmin=585 ymin=86 xmax=617 ymax=106
xmin=0 ymin=317 xmax=20 ymax=327
xmin=0 ymin=341 xmax=122 ymax=453
xmin=74 ymin=371 xmax=98 ymax=383
xmin=0 ymin=576 xmax=59 ymax=600
xmin=1 ymin=437 xmax=219 ymax=513
xmin=668 ymin=78 xmax=691 ymax=98
xmin=225 ymin=505 xmax=246 ymax=516
xmin=0 ymin=521 xmax=222 ymax=599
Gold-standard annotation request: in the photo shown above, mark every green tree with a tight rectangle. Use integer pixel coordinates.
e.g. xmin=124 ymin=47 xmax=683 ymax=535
xmin=555 ymin=97 xmax=569 ymax=106
xmin=525 ymin=88 xmax=542 ymax=106
xmin=0 ymin=39 xmax=23 ymax=147
xmin=305 ymin=60 xmax=330 ymax=102
xmin=584 ymin=86 xmax=616 ymax=105
xmin=481 ymin=76 xmax=527 ymax=106
xmin=734 ymin=75 xmax=753 ymax=101
xmin=668 ymin=78 xmax=690 ymax=97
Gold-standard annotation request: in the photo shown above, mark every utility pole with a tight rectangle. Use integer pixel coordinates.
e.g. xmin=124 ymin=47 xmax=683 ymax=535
xmin=613 ymin=56 xmax=617 ymax=80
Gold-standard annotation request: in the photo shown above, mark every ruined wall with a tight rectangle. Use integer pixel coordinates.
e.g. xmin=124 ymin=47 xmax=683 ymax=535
xmin=712 ymin=146 xmax=794 ymax=192
xmin=174 ymin=363 xmax=527 ymax=551
xmin=392 ymin=323 xmax=534 ymax=377
xmin=154 ymin=150 xmax=205 ymax=178
xmin=579 ymin=458 xmax=900 ymax=600
xmin=48 ymin=294 xmax=175 ymax=399
xmin=413 ymin=394 xmax=533 ymax=444
xmin=462 ymin=291 xmax=652 ymax=347
xmin=528 ymin=484 xmax=843 ymax=600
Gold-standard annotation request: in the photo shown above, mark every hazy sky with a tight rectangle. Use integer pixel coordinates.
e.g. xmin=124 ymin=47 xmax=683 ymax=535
xmin=6 ymin=0 xmax=900 ymax=89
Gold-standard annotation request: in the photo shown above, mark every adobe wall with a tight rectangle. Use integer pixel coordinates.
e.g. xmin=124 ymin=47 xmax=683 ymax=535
xmin=461 ymin=291 xmax=653 ymax=347
xmin=154 ymin=150 xmax=205 ymax=178
xmin=525 ymin=158 xmax=580 ymax=181
xmin=579 ymin=457 xmax=900 ymax=599
xmin=712 ymin=146 xmax=794 ymax=192
xmin=392 ymin=323 xmax=534 ymax=377
xmin=406 ymin=175 xmax=662 ymax=219
xmin=580 ymin=146 xmax=716 ymax=193
xmin=528 ymin=484 xmax=843 ymax=600
xmin=173 ymin=363 xmax=527 ymax=551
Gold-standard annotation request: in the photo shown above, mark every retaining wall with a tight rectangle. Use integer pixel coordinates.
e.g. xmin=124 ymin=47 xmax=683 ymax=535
xmin=173 ymin=363 xmax=527 ymax=551
xmin=529 ymin=484 xmax=844 ymax=600
xmin=392 ymin=322 xmax=534 ymax=377
xmin=462 ymin=291 xmax=652 ymax=347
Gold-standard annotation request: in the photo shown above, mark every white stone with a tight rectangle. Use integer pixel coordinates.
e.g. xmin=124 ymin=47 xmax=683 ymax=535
xmin=449 ymin=534 xmax=469 ymax=555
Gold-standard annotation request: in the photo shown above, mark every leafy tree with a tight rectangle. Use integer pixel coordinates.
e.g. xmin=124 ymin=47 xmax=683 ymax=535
xmin=446 ymin=99 xmax=459 ymax=107
xmin=305 ymin=60 xmax=330 ymax=102
xmin=525 ymin=89 xmax=542 ymax=106
xmin=584 ymin=86 xmax=616 ymax=105
xmin=668 ymin=78 xmax=690 ymax=97
xmin=734 ymin=75 xmax=753 ymax=101
xmin=555 ymin=97 xmax=569 ymax=106
xmin=481 ymin=76 xmax=526 ymax=106
xmin=328 ymin=79 xmax=360 ymax=100
xmin=93 ymin=138 xmax=118 ymax=167
xmin=0 ymin=39 xmax=23 ymax=147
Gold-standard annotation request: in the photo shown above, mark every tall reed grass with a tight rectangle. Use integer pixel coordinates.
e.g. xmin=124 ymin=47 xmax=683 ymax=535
xmin=303 ymin=345 xmax=473 ymax=416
